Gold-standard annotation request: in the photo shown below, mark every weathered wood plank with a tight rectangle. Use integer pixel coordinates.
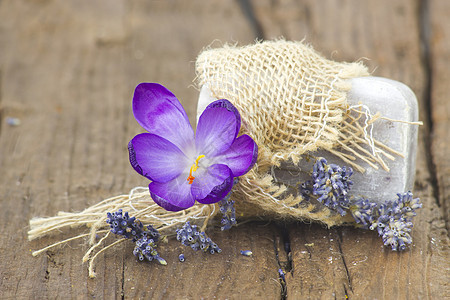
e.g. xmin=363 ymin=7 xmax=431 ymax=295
xmin=0 ymin=0 xmax=283 ymax=299
xmin=0 ymin=1 xmax=131 ymax=298
xmin=121 ymin=224 xmax=282 ymax=299
xmin=1 ymin=0 xmax=449 ymax=299
xmin=429 ymin=0 xmax=450 ymax=231
xmin=250 ymin=0 xmax=450 ymax=298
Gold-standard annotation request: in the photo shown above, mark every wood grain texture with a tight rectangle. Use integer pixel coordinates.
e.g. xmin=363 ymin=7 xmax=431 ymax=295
xmin=0 ymin=0 xmax=448 ymax=299
xmin=429 ymin=0 xmax=450 ymax=232
xmin=250 ymin=0 xmax=450 ymax=298
xmin=0 ymin=0 xmax=277 ymax=299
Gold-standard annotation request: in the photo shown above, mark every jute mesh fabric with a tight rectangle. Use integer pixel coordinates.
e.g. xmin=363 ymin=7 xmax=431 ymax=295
xmin=196 ymin=40 xmax=381 ymax=226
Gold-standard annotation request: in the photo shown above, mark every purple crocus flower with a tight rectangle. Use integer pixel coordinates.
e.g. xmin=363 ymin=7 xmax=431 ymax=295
xmin=128 ymin=83 xmax=258 ymax=211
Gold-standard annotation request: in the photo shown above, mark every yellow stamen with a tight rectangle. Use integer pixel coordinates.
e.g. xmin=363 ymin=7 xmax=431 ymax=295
xmin=187 ymin=155 xmax=205 ymax=184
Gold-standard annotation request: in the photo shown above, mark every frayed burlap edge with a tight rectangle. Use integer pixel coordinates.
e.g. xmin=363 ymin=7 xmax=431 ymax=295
xmin=28 ymin=187 xmax=218 ymax=277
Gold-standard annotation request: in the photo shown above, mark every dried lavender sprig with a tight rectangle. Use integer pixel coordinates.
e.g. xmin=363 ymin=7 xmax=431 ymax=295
xmin=106 ymin=209 xmax=160 ymax=242
xmin=349 ymin=198 xmax=377 ymax=228
xmin=176 ymin=221 xmax=221 ymax=254
xmin=377 ymin=217 xmax=413 ymax=251
xmin=106 ymin=209 xmax=141 ymax=241
xmin=350 ymin=191 xmax=421 ymax=251
xmin=219 ymin=193 xmax=237 ymax=231
xmin=311 ymin=158 xmax=353 ymax=216
xmin=106 ymin=209 xmax=165 ymax=263
xmin=218 ymin=178 xmax=239 ymax=231
xmin=393 ymin=191 xmax=422 ymax=219
xmin=304 ymin=156 xmax=422 ymax=251
xmin=133 ymin=236 xmax=166 ymax=265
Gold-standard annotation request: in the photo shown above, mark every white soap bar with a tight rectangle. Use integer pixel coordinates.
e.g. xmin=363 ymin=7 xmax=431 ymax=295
xmin=197 ymin=77 xmax=419 ymax=204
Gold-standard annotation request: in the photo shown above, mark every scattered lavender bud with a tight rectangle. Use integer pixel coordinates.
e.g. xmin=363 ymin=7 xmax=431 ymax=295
xmin=178 ymin=254 xmax=185 ymax=262
xmin=278 ymin=268 xmax=286 ymax=282
xmin=240 ymin=250 xmax=252 ymax=256
xmin=6 ymin=117 xmax=21 ymax=126
xmin=155 ymin=256 xmax=167 ymax=266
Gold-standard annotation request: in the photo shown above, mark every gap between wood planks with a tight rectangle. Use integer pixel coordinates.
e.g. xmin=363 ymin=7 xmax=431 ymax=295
xmin=419 ymin=0 xmax=445 ymax=229
xmin=273 ymin=225 xmax=356 ymax=299
xmin=121 ymin=259 xmax=125 ymax=300
xmin=0 ymin=69 xmax=3 ymax=136
xmin=337 ymin=232 xmax=353 ymax=294
xmin=237 ymin=0 xmax=265 ymax=40
xmin=273 ymin=225 xmax=290 ymax=300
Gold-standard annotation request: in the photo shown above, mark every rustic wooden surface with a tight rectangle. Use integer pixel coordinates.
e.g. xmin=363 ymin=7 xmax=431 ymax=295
xmin=0 ymin=0 xmax=449 ymax=299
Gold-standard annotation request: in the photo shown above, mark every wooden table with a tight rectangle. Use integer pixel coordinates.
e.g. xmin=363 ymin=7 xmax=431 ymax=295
xmin=1 ymin=1 xmax=449 ymax=299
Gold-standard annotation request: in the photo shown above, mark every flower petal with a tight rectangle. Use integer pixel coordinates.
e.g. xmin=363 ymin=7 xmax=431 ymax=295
xmin=149 ymin=176 xmax=195 ymax=211
xmin=128 ymin=133 xmax=189 ymax=182
xmin=191 ymin=164 xmax=233 ymax=204
xmin=213 ymin=134 xmax=258 ymax=177
xmin=133 ymin=83 xmax=194 ymax=150
xmin=195 ymin=99 xmax=241 ymax=157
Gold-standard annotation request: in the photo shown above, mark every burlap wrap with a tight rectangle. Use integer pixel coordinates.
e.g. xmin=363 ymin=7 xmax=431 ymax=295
xmin=196 ymin=40 xmax=376 ymax=226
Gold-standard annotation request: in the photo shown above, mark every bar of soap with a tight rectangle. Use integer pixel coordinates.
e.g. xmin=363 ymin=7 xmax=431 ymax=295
xmin=197 ymin=77 xmax=419 ymax=205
